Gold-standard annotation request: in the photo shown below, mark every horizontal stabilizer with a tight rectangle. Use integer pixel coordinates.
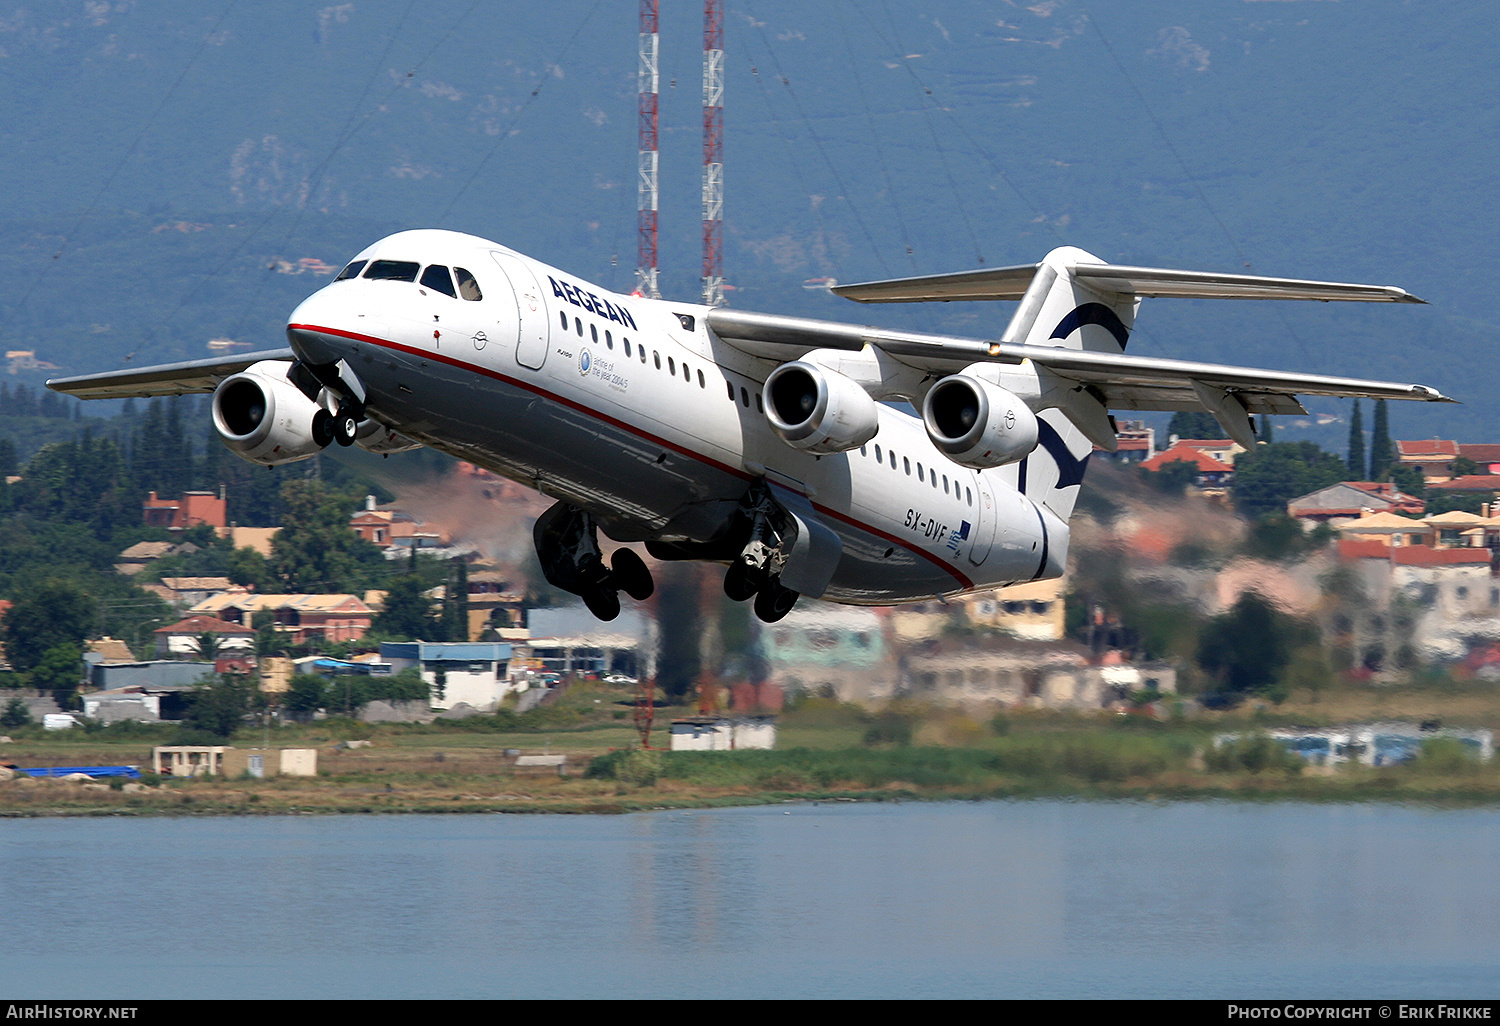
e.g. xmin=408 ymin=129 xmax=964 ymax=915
xmin=46 ymin=349 xmax=295 ymax=400
xmin=832 ymin=263 xmax=1424 ymax=304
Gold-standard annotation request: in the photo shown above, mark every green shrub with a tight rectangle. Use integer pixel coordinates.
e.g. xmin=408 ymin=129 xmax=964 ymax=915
xmin=1411 ymin=737 xmax=1483 ymax=776
xmin=1205 ymin=735 xmax=1302 ymax=774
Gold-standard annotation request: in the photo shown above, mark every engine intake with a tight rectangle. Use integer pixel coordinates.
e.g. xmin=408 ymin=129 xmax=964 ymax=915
xmin=763 ymin=361 xmax=879 ymax=455
xmin=922 ymin=375 xmax=1038 ymax=469
xmin=212 ymin=361 xmax=325 ymax=467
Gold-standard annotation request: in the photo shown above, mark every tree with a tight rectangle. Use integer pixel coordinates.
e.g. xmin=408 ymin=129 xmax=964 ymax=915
xmin=372 ymin=575 xmax=438 ymax=639
xmin=2 ymin=581 xmax=92 ymax=673
xmin=1449 ymin=456 xmax=1480 ymax=478
xmin=1368 ymin=399 xmax=1393 ymax=481
xmin=1197 ymin=591 xmax=1312 ymax=699
xmin=189 ymin=631 xmax=228 ymax=661
xmin=282 ymin=673 xmax=328 ymax=717
xmin=1389 ymin=464 xmax=1426 ymax=499
xmin=0 ymin=696 xmax=31 ymax=729
xmin=30 ymin=643 xmax=84 ymax=709
xmin=1347 ymin=400 xmax=1365 ymax=480
xmin=269 ymin=480 xmax=386 ymax=593
xmin=441 ymin=559 xmax=470 ymax=642
xmin=183 ymin=674 xmax=252 ymax=738
xmin=1141 ymin=458 xmax=1199 ymax=496
xmin=1167 ymin=411 xmax=1220 ymax=440
xmin=1231 ymin=442 xmax=1349 ymax=519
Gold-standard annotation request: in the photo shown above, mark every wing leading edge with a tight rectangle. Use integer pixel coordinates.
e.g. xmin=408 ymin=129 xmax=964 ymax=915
xmin=45 ymin=349 xmax=295 ymax=400
xmin=831 ymin=262 xmax=1425 ymax=304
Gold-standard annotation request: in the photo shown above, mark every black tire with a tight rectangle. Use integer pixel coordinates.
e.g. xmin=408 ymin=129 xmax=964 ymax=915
xmin=334 ymin=412 xmax=359 ymax=447
xmin=311 ymin=409 xmax=335 ymax=448
xmin=753 ymin=582 xmax=799 ymax=623
xmin=610 ymin=548 xmax=654 ymax=600
xmin=582 ymin=586 xmax=621 ymax=622
xmin=722 ymin=560 xmax=760 ymax=602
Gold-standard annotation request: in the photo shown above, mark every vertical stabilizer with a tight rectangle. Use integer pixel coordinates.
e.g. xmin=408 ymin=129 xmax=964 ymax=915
xmin=1005 ymin=247 xmax=1136 ymax=524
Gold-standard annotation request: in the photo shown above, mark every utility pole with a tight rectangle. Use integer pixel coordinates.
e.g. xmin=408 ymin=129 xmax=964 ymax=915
xmin=701 ymin=0 xmax=725 ymax=307
xmin=636 ymin=0 xmax=661 ymax=299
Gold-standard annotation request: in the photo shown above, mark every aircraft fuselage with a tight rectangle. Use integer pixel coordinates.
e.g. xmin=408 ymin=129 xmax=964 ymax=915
xmin=285 ymin=229 xmax=1062 ymax=604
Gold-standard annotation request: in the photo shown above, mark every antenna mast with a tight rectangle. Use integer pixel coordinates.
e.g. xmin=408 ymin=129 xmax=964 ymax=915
xmin=636 ymin=0 xmax=661 ymax=299
xmin=701 ymin=0 xmax=725 ymax=307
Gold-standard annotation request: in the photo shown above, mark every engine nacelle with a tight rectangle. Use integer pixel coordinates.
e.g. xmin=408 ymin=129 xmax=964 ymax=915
xmin=763 ymin=361 xmax=880 ymax=455
xmin=212 ymin=361 xmax=325 ymax=467
xmin=922 ymin=374 xmax=1039 ymax=469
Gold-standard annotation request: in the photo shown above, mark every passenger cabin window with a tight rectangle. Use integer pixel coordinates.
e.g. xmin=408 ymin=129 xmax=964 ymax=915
xmin=420 ymin=265 xmax=457 ymax=297
xmin=336 ymin=260 xmax=367 ymax=281
xmin=454 ymin=267 xmax=483 ymax=301
xmin=364 ymin=260 xmax=420 ymax=282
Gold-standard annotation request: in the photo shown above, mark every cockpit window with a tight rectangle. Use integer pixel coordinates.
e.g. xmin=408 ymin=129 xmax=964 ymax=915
xmin=335 ymin=260 xmax=367 ymax=281
xmin=363 ymin=260 xmax=420 ymax=282
xmin=420 ymin=264 xmax=457 ymax=298
xmin=454 ymin=267 xmax=483 ymax=301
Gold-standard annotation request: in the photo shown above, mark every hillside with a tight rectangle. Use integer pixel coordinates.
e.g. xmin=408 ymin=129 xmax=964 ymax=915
xmin=0 ymin=1 xmax=1494 ymax=446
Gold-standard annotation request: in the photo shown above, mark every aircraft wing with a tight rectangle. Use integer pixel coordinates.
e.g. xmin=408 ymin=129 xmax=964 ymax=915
xmin=705 ymin=308 xmax=1453 ymax=415
xmin=45 ymin=349 xmax=295 ymax=400
xmin=831 ymin=263 xmax=1425 ymax=304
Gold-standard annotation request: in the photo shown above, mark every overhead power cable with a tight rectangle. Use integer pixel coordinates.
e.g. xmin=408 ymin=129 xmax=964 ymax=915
xmin=743 ymin=1 xmax=891 ymax=278
xmin=12 ymin=0 xmax=239 ymax=322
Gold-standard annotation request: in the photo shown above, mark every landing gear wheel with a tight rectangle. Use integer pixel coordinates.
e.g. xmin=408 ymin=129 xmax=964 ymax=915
xmin=753 ymin=581 xmax=799 ymax=623
xmin=610 ymin=548 xmax=654 ymax=601
xmin=311 ymin=409 xmax=336 ymax=448
xmin=723 ymin=560 xmax=762 ymax=602
xmin=334 ymin=412 xmax=359 ymax=447
xmin=582 ymin=585 xmax=621 ymax=622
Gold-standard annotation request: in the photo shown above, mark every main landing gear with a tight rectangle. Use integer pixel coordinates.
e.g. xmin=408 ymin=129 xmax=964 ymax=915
xmin=292 ymin=359 xmax=365 ymax=449
xmin=311 ymin=405 xmax=362 ymax=448
xmin=723 ymin=482 xmax=799 ymax=624
xmin=533 ymin=502 xmax=654 ymax=622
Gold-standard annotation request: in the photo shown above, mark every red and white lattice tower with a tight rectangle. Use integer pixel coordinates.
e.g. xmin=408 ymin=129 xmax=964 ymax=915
xmin=635 ymin=0 xmax=661 ymax=299
xmin=701 ymin=0 xmax=725 ymax=307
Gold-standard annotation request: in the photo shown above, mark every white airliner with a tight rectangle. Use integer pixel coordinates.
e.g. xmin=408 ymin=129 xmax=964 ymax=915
xmin=48 ymin=229 xmax=1449 ymax=622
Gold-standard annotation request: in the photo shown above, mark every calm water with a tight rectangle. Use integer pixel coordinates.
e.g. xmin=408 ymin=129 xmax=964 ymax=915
xmin=2 ymin=801 xmax=1497 ymax=999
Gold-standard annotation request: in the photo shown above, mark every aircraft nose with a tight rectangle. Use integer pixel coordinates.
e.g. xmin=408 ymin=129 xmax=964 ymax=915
xmin=286 ymin=289 xmax=351 ymax=366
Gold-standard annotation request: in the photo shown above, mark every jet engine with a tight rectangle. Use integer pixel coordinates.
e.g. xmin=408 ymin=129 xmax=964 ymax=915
xmin=763 ymin=360 xmax=879 ymax=455
xmin=921 ymin=374 xmax=1039 ymax=469
xmin=212 ymin=360 xmax=326 ymax=467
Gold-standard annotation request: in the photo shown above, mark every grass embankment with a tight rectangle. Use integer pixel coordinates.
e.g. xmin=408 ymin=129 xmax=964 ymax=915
xmin=2 ymin=679 xmax=1499 ymax=816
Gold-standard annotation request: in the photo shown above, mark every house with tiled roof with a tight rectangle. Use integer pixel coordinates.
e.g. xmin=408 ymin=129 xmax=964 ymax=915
xmin=189 ymin=593 xmax=374 ymax=644
xmin=1396 ymin=439 xmax=1459 ymax=484
xmin=1429 ymin=474 xmax=1500 ymax=496
xmin=1171 ymin=438 xmax=1246 ymax=467
xmin=1287 ymin=482 xmax=1424 ymax=526
xmin=153 ymin=615 xmax=256 ymax=659
xmin=1139 ymin=443 xmax=1234 ymax=486
xmin=1458 ymin=444 xmax=1500 ymax=474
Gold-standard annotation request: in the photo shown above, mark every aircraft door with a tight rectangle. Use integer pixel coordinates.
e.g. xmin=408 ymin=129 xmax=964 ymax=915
xmin=490 ymin=251 xmax=549 ymax=369
xmin=968 ymin=475 xmax=997 ymax=566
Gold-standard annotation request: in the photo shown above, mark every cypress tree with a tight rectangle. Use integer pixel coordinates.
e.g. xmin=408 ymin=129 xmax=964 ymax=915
xmin=1347 ymin=400 xmax=1366 ymax=480
xmin=1369 ymin=400 xmax=1393 ymax=480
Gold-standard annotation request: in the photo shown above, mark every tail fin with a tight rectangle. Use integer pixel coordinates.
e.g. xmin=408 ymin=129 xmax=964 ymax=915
xmin=1004 ymin=247 xmax=1132 ymax=524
